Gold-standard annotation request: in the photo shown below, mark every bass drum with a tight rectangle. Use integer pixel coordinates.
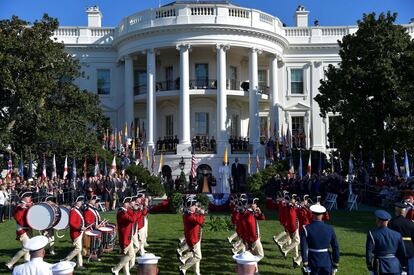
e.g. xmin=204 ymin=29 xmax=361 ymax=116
xmin=53 ymin=206 xmax=70 ymax=230
xmin=27 ymin=203 xmax=61 ymax=231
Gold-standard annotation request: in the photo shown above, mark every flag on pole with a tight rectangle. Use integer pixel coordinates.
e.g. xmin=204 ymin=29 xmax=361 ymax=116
xmin=118 ymin=131 xmax=122 ymax=151
xmin=83 ymin=157 xmax=87 ymax=178
xmin=41 ymin=155 xmax=47 ymax=180
xmin=7 ymin=155 xmax=13 ymax=179
xmin=110 ymin=156 xmax=116 ymax=176
xmin=381 ymin=150 xmax=386 ymax=175
xmin=18 ymin=155 xmax=24 ymax=177
xmin=348 ymin=153 xmax=354 ymax=176
xmin=256 ymin=151 xmax=260 ymax=173
xmin=223 ymin=144 xmax=228 ymax=165
xmin=248 ymin=153 xmax=251 ymax=175
xmin=52 ymin=155 xmax=57 ymax=179
xmin=393 ymin=150 xmax=399 ymax=177
xmin=132 ymin=138 xmax=136 ymax=160
xmin=298 ymin=150 xmax=303 ymax=179
xmin=404 ymin=150 xmax=410 ymax=178
xmin=307 ymin=151 xmax=312 ymax=176
xmin=114 ymin=128 xmax=118 ymax=151
xmin=94 ymin=154 xmax=99 ymax=176
xmin=102 ymin=158 xmax=108 ymax=177
xmin=151 ymin=148 xmax=155 ymax=173
xmin=263 ymin=157 xmax=267 ymax=170
xmin=28 ymin=155 xmax=33 ymax=179
xmin=63 ymin=156 xmax=68 ymax=179
xmin=157 ymin=153 xmax=164 ymax=174
xmin=191 ymin=154 xmax=197 ymax=179
xmin=124 ymin=122 xmax=128 ymax=138
xmin=288 ymin=156 xmax=295 ymax=179
xmin=146 ymin=146 xmax=150 ymax=168
xmin=72 ymin=158 xmax=77 ymax=179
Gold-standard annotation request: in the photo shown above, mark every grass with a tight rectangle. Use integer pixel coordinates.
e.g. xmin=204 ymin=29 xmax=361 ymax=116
xmin=0 ymin=209 xmax=374 ymax=274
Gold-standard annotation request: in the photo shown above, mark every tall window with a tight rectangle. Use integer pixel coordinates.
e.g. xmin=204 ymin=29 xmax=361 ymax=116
xmin=260 ymin=117 xmax=268 ymax=138
xmin=291 ymin=69 xmax=304 ymax=94
xmin=258 ymin=70 xmax=267 ymax=93
xmin=165 ymin=66 xmax=173 ymax=90
xmin=166 ymin=115 xmax=174 ymax=137
xmin=231 ymin=114 xmax=239 ymax=137
xmin=195 ymin=63 xmax=208 ymax=88
xmin=291 ymin=116 xmax=305 ymax=148
xmin=97 ymin=69 xmax=110 ymax=95
xmin=195 ymin=112 xmax=209 ymax=135
xmin=134 ymin=70 xmax=147 ymax=95
xmin=229 ymin=66 xmax=238 ymax=90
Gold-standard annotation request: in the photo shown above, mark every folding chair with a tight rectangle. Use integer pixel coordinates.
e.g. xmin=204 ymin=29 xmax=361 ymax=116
xmin=347 ymin=193 xmax=358 ymax=211
xmin=98 ymin=201 xmax=106 ymax=212
xmin=325 ymin=192 xmax=338 ymax=211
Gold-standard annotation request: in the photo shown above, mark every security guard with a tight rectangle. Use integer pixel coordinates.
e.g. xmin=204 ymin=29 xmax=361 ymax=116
xmin=388 ymin=203 xmax=414 ymax=274
xmin=300 ymin=204 xmax=339 ymax=275
xmin=366 ymin=209 xmax=406 ymax=275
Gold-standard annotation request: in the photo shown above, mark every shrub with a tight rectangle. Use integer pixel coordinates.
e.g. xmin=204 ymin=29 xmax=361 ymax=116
xmin=204 ymin=216 xmax=233 ymax=232
xmin=171 ymin=192 xmax=183 ymax=213
xmin=126 ymin=164 xmax=165 ymax=197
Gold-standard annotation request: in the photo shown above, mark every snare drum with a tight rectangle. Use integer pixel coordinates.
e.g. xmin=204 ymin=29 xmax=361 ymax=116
xmin=82 ymin=230 xmax=102 ymax=256
xmin=27 ymin=203 xmax=61 ymax=230
xmin=98 ymin=226 xmax=115 ymax=252
xmin=53 ymin=206 xmax=70 ymax=230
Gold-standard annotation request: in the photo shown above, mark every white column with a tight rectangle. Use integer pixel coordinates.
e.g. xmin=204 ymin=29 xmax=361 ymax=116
xmin=177 ymin=44 xmax=191 ymax=145
xmin=146 ymin=49 xmax=156 ymax=147
xmin=311 ymin=61 xmax=325 ymax=151
xmin=216 ymin=44 xmax=230 ymax=155
xmin=269 ymin=54 xmax=279 ymax=138
xmin=124 ymin=55 xmax=134 ymax=128
xmin=249 ymin=48 xmax=261 ymax=147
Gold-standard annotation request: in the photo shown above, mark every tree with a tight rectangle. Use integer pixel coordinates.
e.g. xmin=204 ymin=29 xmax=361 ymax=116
xmin=315 ymin=12 xmax=414 ymax=163
xmin=0 ymin=15 xmax=108 ymax=162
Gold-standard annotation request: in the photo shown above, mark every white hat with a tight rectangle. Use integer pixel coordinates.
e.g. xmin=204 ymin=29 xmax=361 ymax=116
xmin=232 ymin=251 xmax=261 ymax=265
xmin=24 ymin=235 xmax=49 ymax=251
xmin=310 ymin=204 xmax=326 ymax=214
xmin=51 ymin=261 xmax=76 ymax=275
xmin=137 ymin=253 xmax=161 ymax=264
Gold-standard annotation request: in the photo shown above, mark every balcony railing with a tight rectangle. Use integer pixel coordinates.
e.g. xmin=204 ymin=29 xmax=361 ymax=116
xmin=229 ymin=138 xmax=252 ymax=154
xmin=156 ymin=80 xmax=179 ymax=91
xmin=191 ymin=136 xmax=217 ymax=154
xmin=134 ymin=84 xmax=147 ymax=96
xmin=189 ymin=79 xmax=217 ymax=89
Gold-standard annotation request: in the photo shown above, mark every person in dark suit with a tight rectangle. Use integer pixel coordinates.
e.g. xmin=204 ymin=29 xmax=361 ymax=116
xmin=388 ymin=202 xmax=414 ymax=275
xmin=366 ymin=209 xmax=406 ymax=275
xmin=300 ymin=204 xmax=340 ymax=275
xmin=231 ymin=158 xmax=243 ymax=193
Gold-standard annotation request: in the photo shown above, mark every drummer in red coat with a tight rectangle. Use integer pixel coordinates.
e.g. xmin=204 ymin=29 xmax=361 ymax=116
xmin=137 ymin=193 xmax=149 ymax=256
xmin=63 ymin=196 xmax=86 ymax=270
xmin=111 ymin=197 xmax=136 ymax=275
xmin=83 ymin=195 xmax=102 ymax=229
xmin=6 ymin=191 xmax=33 ymax=270
xmin=41 ymin=196 xmax=57 ymax=256
xmin=179 ymin=198 xmax=205 ymax=275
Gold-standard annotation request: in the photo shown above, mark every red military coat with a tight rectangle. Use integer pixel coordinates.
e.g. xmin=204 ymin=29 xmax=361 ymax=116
xmin=83 ymin=204 xmax=101 ymax=228
xmin=14 ymin=203 xmax=30 ymax=238
xmin=183 ymin=212 xmax=205 ymax=247
xmin=117 ymin=207 xmax=136 ymax=252
xmin=297 ymin=207 xmax=311 ymax=231
xmin=137 ymin=208 xmax=148 ymax=230
xmin=277 ymin=201 xmax=287 ymax=228
xmin=69 ymin=206 xmax=84 ymax=240
xmin=284 ymin=205 xmax=298 ymax=234
xmin=240 ymin=209 xmax=266 ymax=245
xmin=407 ymin=208 xmax=414 ymax=222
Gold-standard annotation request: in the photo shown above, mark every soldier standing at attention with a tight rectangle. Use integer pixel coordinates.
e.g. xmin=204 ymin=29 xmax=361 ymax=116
xmin=388 ymin=202 xmax=414 ymax=275
xmin=366 ymin=209 xmax=406 ymax=275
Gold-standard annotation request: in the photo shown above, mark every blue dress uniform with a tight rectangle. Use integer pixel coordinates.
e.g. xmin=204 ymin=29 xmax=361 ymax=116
xmin=366 ymin=210 xmax=406 ymax=275
xmin=388 ymin=203 xmax=414 ymax=275
xmin=300 ymin=205 xmax=340 ymax=275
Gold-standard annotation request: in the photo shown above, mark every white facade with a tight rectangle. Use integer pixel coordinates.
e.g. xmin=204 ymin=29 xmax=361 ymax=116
xmin=55 ymin=1 xmax=414 ymax=178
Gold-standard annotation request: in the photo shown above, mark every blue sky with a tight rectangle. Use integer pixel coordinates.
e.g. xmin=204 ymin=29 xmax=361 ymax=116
xmin=0 ymin=0 xmax=412 ymax=27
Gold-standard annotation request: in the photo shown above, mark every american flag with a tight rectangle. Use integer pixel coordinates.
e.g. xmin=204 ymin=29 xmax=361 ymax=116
xmin=6 ymin=156 xmax=13 ymax=179
xmin=191 ymin=155 xmax=196 ymax=178
xmin=256 ymin=152 xmax=260 ymax=173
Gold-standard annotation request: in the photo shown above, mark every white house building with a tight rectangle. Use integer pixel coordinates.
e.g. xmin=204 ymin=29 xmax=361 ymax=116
xmin=54 ymin=1 xmax=414 ymax=179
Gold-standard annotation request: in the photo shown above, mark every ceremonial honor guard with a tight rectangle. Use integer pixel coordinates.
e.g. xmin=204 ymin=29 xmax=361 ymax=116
xmin=389 ymin=202 xmax=414 ymax=275
xmin=83 ymin=194 xmax=103 ymax=261
xmin=130 ymin=195 xmax=143 ymax=269
xmin=12 ymin=235 xmax=52 ymax=275
xmin=6 ymin=191 xmax=33 ymax=270
xmin=137 ymin=192 xmax=149 ymax=256
xmin=179 ymin=198 xmax=205 ymax=275
xmin=112 ymin=197 xmax=136 ymax=275
xmin=241 ymin=198 xmax=265 ymax=258
xmin=63 ymin=196 xmax=86 ymax=270
xmin=300 ymin=204 xmax=340 ymax=275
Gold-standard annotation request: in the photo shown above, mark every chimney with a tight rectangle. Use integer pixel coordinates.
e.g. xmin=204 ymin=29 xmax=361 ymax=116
xmin=86 ymin=6 xmax=102 ymax=27
xmin=294 ymin=5 xmax=309 ymax=27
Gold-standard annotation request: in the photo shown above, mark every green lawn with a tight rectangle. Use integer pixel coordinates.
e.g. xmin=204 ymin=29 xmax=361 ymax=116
xmin=0 ymin=209 xmax=373 ymax=274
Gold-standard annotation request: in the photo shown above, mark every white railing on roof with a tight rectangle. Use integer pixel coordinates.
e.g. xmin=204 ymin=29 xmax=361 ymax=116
xmin=155 ymin=7 xmax=176 ymax=18
xmin=90 ymin=28 xmax=114 ymax=36
xmin=55 ymin=27 xmax=79 ymax=36
xmin=229 ymin=8 xmax=249 ymax=18
xmin=321 ymin=27 xmax=349 ymax=36
xmin=285 ymin=27 xmax=310 ymax=36
xmin=259 ymin=13 xmax=273 ymax=25
xmin=191 ymin=7 xmax=215 ymax=16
